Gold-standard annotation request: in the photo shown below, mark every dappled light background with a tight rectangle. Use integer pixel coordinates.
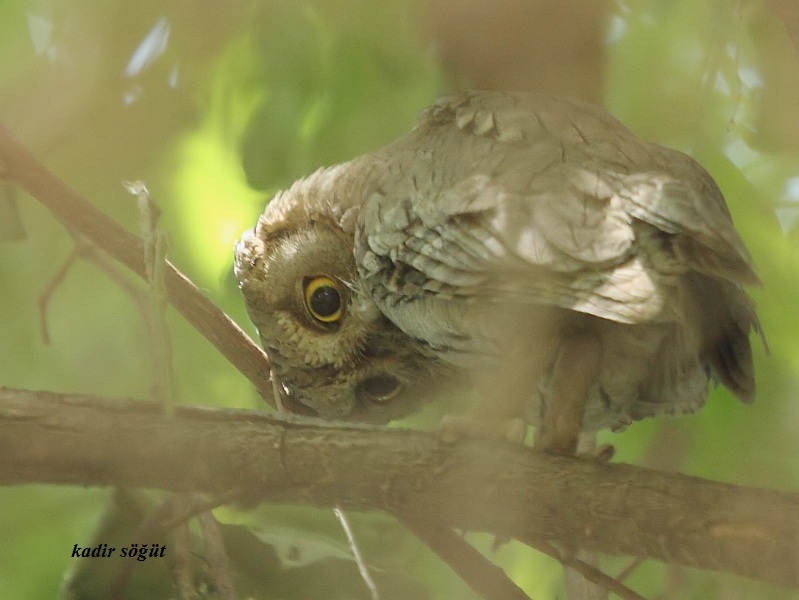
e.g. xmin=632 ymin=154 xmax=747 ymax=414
xmin=0 ymin=1 xmax=798 ymax=599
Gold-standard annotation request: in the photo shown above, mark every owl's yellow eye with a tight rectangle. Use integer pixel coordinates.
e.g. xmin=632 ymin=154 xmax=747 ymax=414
xmin=303 ymin=276 xmax=343 ymax=323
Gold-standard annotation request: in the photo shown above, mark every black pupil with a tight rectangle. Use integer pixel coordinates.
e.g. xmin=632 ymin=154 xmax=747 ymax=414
xmin=310 ymin=285 xmax=341 ymax=317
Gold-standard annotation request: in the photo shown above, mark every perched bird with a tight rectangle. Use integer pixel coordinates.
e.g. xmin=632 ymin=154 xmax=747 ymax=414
xmin=235 ymin=91 xmax=760 ymax=453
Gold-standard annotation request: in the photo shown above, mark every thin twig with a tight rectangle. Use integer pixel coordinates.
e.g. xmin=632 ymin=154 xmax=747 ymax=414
xmin=564 ymin=549 xmax=610 ymax=600
xmin=37 ymin=244 xmax=79 ymax=345
xmin=0 ymin=123 xmax=273 ymax=402
xmin=127 ymin=181 xmax=176 ymax=414
xmin=335 ymin=507 xmax=380 ymax=600
xmin=617 ymin=557 xmax=644 ymax=583
xmin=38 ymin=231 xmax=157 ymax=346
xmin=521 ymin=539 xmax=646 ymax=600
xmin=399 ymin=517 xmax=532 ymax=600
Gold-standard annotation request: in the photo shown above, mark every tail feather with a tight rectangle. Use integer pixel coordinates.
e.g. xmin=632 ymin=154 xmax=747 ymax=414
xmin=689 ymin=274 xmax=760 ymax=404
xmin=710 ymin=321 xmax=755 ymax=403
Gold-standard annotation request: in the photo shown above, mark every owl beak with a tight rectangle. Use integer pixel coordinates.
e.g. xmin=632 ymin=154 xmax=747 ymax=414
xmin=269 ymin=370 xmax=318 ymax=417
xmin=270 ymin=367 xmax=361 ymax=419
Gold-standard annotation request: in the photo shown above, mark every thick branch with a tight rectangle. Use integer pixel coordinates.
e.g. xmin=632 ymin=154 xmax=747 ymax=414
xmin=0 ymin=124 xmax=273 ymax=402
xmin=1 ymin=387 xmax=797 ymax=589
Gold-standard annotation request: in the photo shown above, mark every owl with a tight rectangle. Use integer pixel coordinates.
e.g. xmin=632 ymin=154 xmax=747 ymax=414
xmin=234 ymin=91 xmax=760 ymax=453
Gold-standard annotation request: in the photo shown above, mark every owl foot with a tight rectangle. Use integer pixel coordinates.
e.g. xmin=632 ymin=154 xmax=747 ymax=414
xmin=437 ymin=414 xmax=528 ymax=444
xmin=591 ymin=443 xmax=615 ymax=463
xmin=534 ymin=435 xmax=614 ymax=462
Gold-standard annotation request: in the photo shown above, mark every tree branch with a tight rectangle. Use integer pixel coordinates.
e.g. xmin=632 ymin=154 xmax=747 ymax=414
xmin=1 ymin=387 xmax=797 ymax=590
xmin=398 ymin=518 xmax=534 ymax=600
xmin=0 ymin=124 xmax=273 ymax=402
xmin=1 ymin=118 xmax=796 ymax=598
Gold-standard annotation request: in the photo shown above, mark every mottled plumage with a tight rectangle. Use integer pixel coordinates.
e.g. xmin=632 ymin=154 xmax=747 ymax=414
xmin=235 ymin=91 xmax=759 ymax=450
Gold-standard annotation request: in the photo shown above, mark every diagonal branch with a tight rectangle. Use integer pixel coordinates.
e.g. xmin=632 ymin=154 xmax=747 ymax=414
xmin=398 ymin=518 xmax=533 ymax=600
xmin=0 ymin=124 xmax=273 ymax=402
xmin=1 ymin=386 xmax=797 ymax=590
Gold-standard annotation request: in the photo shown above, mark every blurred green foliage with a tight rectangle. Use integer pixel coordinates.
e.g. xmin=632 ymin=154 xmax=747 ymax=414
xmin=0 ymin=1 xmax=798 ymax=599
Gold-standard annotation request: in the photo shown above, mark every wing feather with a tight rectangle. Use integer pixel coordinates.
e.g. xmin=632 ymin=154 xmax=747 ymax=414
xmin=355 ymin=91 xmax=758 ymax=329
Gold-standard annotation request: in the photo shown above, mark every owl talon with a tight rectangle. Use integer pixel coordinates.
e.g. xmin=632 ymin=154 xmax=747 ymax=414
xmin=569 ymin=443 xmax=615 ymax=463
xmin=591 ymin=443 xmax=615 ymax=463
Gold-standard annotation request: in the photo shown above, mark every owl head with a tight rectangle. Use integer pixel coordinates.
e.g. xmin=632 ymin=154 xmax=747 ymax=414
xmin=235 ymin=166 xmax=450 ymax=424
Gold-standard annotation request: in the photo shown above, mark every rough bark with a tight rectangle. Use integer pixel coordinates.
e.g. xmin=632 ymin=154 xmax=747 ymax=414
xmin=1 ymin=387 xmax=797 ymax=589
